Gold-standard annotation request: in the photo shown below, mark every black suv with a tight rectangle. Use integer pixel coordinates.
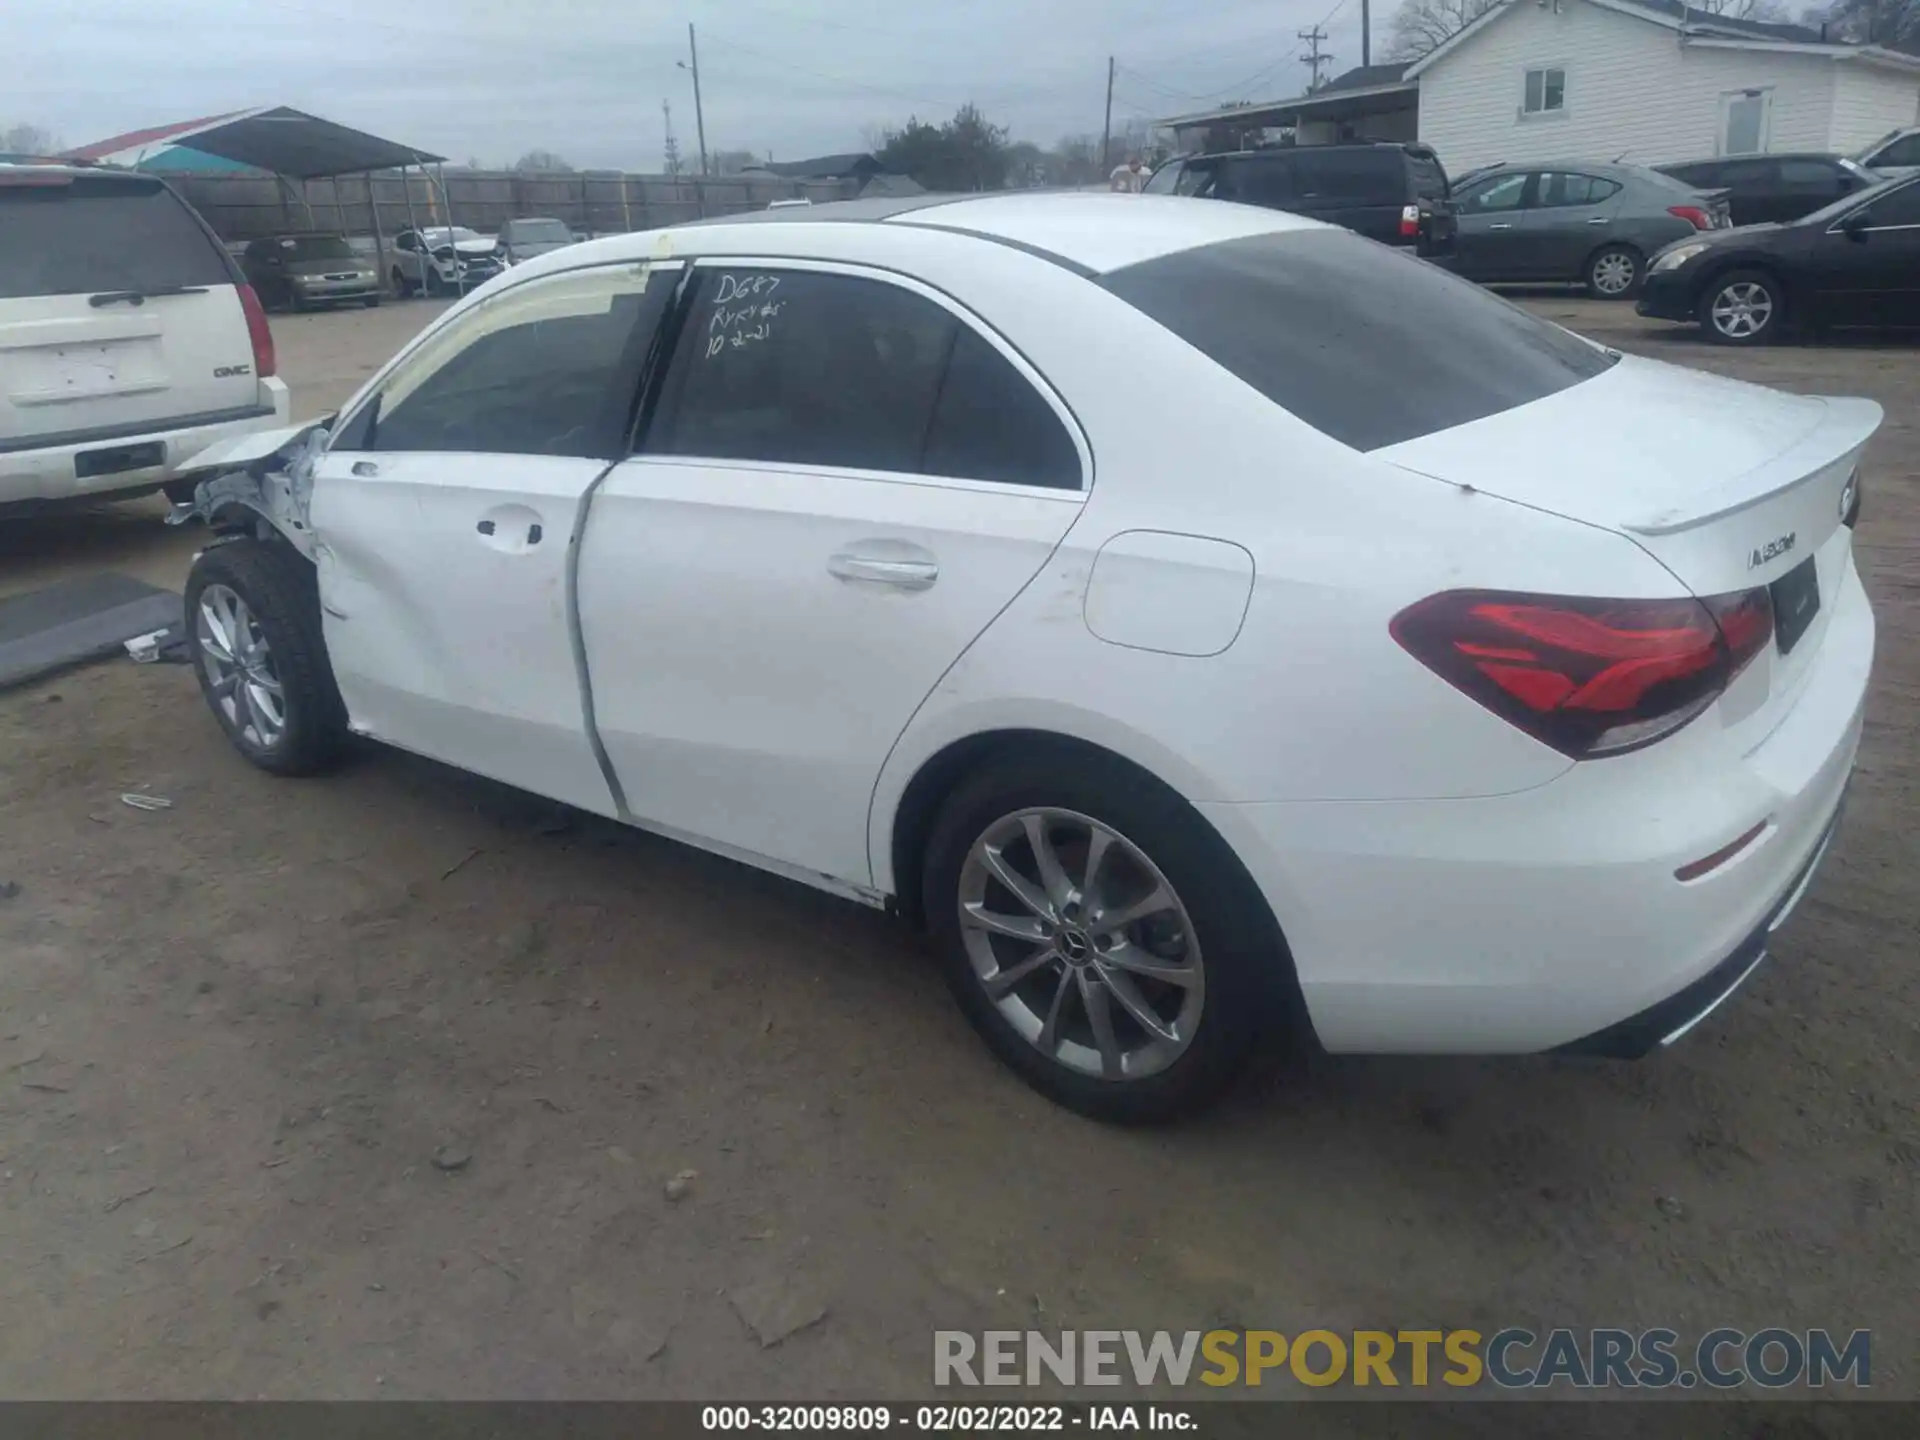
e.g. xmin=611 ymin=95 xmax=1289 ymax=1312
xmin=1654 ymin=154 xmax=1881 ymax=227
xmin=1144 ymin=143 xmax=1457 ymax=258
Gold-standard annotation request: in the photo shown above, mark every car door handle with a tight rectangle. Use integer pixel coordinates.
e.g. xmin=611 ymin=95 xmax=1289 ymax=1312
xmin=1587 ymin=217 xmax=1611 ymax=225
xmin=828 ymin=549 xmax=939 ymax=590
xmin=352 ymin=460 xmax=379 ymax=477
xmin=1489 ymin=222 xmax=1513 ymax=230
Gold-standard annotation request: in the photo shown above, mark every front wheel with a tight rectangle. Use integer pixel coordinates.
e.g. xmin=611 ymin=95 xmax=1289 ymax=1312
xmin=922 ymin=751 xmax=1289 ymax=1122
xmin=1585 ymin=244 xmax=1642 ymax=299
xmin=185 ymin=539 xmax=348 ymax=777
xmin=1701 ymin=268 xmax=1783 ymax=345
xmin=391 ymin=266 xmax=411 ymax=298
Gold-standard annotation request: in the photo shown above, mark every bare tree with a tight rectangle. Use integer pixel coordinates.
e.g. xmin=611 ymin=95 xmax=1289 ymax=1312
xmin=710 ymin=149 xmax=762 ymax=175
xmin=1384 ymin=0 xmax=1501 ymax=59
xmin=1807 ymin=0 xmax=1918 ymax=43
xmin=2 ymin=122 xmax=64 ymax=155
xmin=1692 ymin=0 xmax=1791 ymax=18
xmin=513 ymin=149 xmax=573 ymax=173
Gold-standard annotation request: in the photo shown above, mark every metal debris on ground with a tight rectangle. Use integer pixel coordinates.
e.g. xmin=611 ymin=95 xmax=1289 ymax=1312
xmin=119 ymin=794 xmax=173 ymax=812
xmin=431 ymin=1143 xmax=472 ymax=1173
xmin=665 ymin=1168 xmax=698 ymax=1202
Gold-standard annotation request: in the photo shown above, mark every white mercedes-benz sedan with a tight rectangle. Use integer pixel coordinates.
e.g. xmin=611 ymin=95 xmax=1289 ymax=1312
xmin=173 ymin=192 xmax=1874 ymax=1121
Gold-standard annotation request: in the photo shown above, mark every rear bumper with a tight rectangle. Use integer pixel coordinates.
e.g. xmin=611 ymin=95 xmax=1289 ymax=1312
xmin=1198 ymin=558 xmax=1873 ymax=1054
xmin=0 ymin=379 xmax=292 ymax=507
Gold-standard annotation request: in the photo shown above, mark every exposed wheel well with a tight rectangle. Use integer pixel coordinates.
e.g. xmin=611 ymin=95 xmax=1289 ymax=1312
xmin=888 ymin=730 xmax=1193 ymax=928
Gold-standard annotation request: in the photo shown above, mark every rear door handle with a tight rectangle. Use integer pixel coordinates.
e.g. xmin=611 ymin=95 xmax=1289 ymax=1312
xmin=829 ymin=549 xmax=938 ymax=590
xmin=1587 ymin=216 xmax=1611 ymax=225
xmin=1489 ymin=222 xmax=1513 ymax=231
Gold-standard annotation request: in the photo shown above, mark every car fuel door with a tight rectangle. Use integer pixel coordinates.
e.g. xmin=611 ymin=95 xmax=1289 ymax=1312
xmin=309 ymin=260 xmax=681 ymax=814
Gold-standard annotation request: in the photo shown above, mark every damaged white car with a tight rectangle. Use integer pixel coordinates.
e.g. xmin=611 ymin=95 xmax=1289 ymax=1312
xmin=173 ymin=194 xmax=1872 ymax=1120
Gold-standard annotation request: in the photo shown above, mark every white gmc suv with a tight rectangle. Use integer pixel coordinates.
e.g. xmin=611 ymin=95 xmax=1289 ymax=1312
xmin=0 ymin=164 xmax=290 ymax=510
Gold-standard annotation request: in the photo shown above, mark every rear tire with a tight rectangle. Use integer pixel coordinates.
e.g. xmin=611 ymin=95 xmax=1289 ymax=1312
xmin=184 ymin=539 xmax=348 ymax=777
xmin=921 ymin=748 xmax=1290 ymax=1122
xmin=363 ymin=294 xmax=381 ymax=308
xmin=1584 ymin=244 xmax=1643 ymax=299
xmin=1700 ymin=268 xmax=1783 ymax=346
xmin=391 ymin=266 xmax=411 ymax=299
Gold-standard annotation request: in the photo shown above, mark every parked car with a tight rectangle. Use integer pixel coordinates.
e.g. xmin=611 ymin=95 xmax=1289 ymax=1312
xmin=1142 ymin=142 xmax=1457 ymax=259
xmin=1655 ymin=154 xmax=1880 ymax=227
xmin=171 ymin=193 xmax=1870 ymax=1120
xmin=1449 ymin=161 xmax=1726 ymax=298
xmin=389 ymin=226 xmax=502 ymax=297
xmin=241 ymin=231 xmax=381 ymax=311
xmin=494 ymin=216 xmax=576 ymax=268
xmin=1637 ymin=171 xmax=1920 ymax=344
xmin=1854 ymin=126 xmax=1920 ymax=176
xmin=0 ymin=164 xmax=288 ymax=509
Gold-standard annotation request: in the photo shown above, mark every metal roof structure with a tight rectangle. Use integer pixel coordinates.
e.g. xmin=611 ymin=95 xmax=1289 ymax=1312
xmin=1155 ymin=63 xmax=1417 ymax=131
xmin=67 ymin=106 xmax=444 ymax=178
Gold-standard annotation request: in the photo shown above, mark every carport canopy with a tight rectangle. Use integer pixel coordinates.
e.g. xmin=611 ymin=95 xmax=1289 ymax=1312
xmin=70 ymin=106 xmax=444 ymax=179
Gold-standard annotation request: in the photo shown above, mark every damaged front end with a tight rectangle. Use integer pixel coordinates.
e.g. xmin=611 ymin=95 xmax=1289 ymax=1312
xmin=165 ymin=420 xmax=329 ymax=559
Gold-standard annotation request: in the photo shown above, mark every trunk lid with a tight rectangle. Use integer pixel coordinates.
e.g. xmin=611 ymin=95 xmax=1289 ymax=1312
xmin=1376 ymin=355 xmax=1877 ymax=744
xmin=0 ymin=172 xmax=260 ymax=447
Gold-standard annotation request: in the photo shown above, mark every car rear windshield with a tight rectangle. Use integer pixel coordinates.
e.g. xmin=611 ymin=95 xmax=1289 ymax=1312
xmin=0 ymin=176 xmax=231 ymax=299
xmin=277 ymin=234 xmax=356 ymax=260
xmin=1099 ymin=229 xmax=1618 ymax=451
xmin=506 ymin=219 xmax=571 ymax=243
xmin=1405 ymin=153 xmax=1449 ymax=198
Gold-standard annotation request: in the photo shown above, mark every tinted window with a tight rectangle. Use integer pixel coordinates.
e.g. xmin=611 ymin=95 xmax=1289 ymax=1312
xmin=366 ymin=265 xmax=676 ymax=457
xmin=1459 ymin=173 xmax=1527 ymax=212
xmin=1217 ymin=156 xmax=1293 ymax=207
xmin=1533 ymin=172 xmax=1620 ymax=207
xmin=1291 ymin=149 xmax=1404 ymax=205
xmin=1865 ymin=179 xmax=1920 ymax=225
xmin=0 ymin=177 xmax=230 ymax=299
xmin=649 ymin=268 xmax=1079 ymax=488
xmin=1873 ymin=133 xmax=1920 ymax=167
xmin=1405 ymin=154 xmax=1449 ymax=198
xmin=922 ymin=329 xmax=1080 ymax=489
xmin=1661 ymin=162 xmax=1718 ymax=187
xmin=1142 ymin=162 xmax=1182 ymax=195
xmin=1718 ymin=159 xmax=1776 ymax=188
xmin=1099 ymin=229 xmax=1617 ymax=452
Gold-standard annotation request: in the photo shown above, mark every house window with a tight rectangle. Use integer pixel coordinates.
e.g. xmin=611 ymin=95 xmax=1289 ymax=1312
xmin=1523 ymin=66 xmax=1567 ymax=116
xmin=1719 ymin=89 xmax=1773 ymax=156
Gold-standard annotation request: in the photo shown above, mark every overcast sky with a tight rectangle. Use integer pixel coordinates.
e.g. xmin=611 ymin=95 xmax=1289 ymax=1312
xmin=11 ymin=0 xmax=1378 ymax=168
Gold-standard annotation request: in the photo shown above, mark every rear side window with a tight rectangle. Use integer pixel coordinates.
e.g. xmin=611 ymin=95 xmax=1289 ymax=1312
xmin=1661 ymin=162 xmax=1718 ymax=187
xmin=1217 ymin=157 xmax=1294 ymax=207
xmin=646 ymin=267 xmax=1080 ymax=488
xmin=0 ymin=177 xmax=231 ymax=299
xmin=1872 ymin=133 xmax=1920 ymax=167
xmin=1290 ymin=150 xmax=1404 ymax=205
xmin=1099 ymin=229 xmax=1617 ymax=452
xmin=362 ymin=264 xmax=677 ymax=457
xmin=1532 ymin=172 xmax=1621 ymax=207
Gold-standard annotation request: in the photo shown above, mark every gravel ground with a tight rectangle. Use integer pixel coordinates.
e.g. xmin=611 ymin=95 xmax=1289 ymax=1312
xmin=0 ymin=293 xmax=1914 ymax=1405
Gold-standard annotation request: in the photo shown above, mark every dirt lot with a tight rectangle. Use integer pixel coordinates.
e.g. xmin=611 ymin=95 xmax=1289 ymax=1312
xmin=0 ymin=293 xmax=1915 ymax=1404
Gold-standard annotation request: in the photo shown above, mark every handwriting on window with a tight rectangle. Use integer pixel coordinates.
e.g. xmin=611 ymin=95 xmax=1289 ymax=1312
xmin=705 ymin=273 xmax=784 ymax=358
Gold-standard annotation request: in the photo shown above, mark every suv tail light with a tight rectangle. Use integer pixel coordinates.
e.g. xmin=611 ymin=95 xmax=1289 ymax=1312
xmin=236 ymin=282 xmax=277 ymax=378
xmin=1399 ymin=204 xmax=1421 ymax=238
xmin=1667 ymin=205 xmax=1712 ymax=231
xmin=1390 ymin=588 xmax=1774 ymax=759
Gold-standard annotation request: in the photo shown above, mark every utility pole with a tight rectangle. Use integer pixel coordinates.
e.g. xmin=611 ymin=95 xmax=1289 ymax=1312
xmin=1297 ymin=26 xmax=1332 ymax=92
xmin=1361 ymin=0 xmax=1371 ymax=67
xmin=686 ymin=22 xmax=709 ymax=176
xmin=662 ymin=99 xmax=682 ymax=177
xmin=1100 ymin=55 xmax=1115 ymax=181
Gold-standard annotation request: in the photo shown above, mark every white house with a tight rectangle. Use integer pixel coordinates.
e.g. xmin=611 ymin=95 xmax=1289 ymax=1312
xmin=1410 ymin=0 xmax=1920 ymax=172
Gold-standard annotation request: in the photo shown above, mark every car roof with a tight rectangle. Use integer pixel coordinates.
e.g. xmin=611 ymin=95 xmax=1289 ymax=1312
xmin=652 ymin=191 xmax=1322 ymax=277
xmin=1177 ymin=142 xmax=1433 ymax=161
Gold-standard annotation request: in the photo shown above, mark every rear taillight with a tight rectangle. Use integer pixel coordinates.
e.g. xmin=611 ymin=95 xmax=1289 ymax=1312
xmin=236 ymin=282 xmax=277 ymax=378
xmin=1400 ymin=204 xmax=1421 ymax=238
xmin=1390 ymin=588 xmax=1774 ymax=759
xmin=1667 ymin=205 xmax=1712 ymax=231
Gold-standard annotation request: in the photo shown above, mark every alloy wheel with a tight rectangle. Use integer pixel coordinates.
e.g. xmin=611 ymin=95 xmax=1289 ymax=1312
xmin=957 ymin=808 xmax=1205 ymax=1081
xmin=1591 ymin=251 xmax=1636 ymax=295
xmin=195 ymin=582 xmax=286 ymax=749
xmin=1710 ymin=281 xmax=1772 ymax=339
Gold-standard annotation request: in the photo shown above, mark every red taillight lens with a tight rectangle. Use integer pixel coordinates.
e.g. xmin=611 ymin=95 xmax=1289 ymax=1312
xmin=236 ymin=282 xmax=277 ymax=378
xmin=1399 ymin=204 xmax=1421 ymax=238
xmin=1390 ymin=588 xmax=1774 ymax=759
xmin=1667 ymin=205 xmax=1711 ymax=231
